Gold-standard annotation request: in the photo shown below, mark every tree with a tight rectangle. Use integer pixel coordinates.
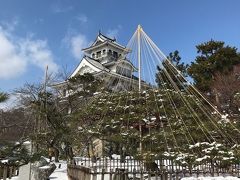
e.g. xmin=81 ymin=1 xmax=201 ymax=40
xmin=0 ymin=141 xmax=32 ymax=167
xmin=14 ymin=73 xmax=103 ymax=163
xmin=66 ymin=73 xmax=103 ymax=113
xmin=0 ymin=92 xmax=8 ymax=103
xmin=0 ymin=92 xmax=36 ymax=167
xmin=188 ymin=40 xmax=240 ymax=94
xmin=63 ymin=73 xmax=103 ymax=160
xmin=73 ymin=88 xmax=240 ymax=163
xmin=0 ymin=108 xmax=32 ymax=142
xmin=212 ymin=64 xmax=240 ymax=114
xmin=15 ymin=82 xmax=70 ymax=162
xmin=156 ymin=50 xmax=188 ymax=89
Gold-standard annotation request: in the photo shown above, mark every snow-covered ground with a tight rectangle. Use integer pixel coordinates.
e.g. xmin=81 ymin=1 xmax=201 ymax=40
xmin=0 ymin=177 xmax=19 ymax=180
xmin=182 ymin=177 xmax=239 ymax=180
xmin=0 ymin=161 xmax=68 ymax=180
xmin=49 ymin=160 xmax=68 ymax=180
xmin=2 ymin=161 xmax=239 ymax=180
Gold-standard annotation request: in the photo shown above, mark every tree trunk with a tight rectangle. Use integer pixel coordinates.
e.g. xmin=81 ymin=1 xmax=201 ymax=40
xmin=54 ymin=147 xmax=59 ymax=162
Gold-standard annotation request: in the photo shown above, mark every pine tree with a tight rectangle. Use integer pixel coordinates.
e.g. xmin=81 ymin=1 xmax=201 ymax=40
xmin=156 ymin=50 xmax=188 ymax=90
xmin=188 ymin=40 xmax=240 ymax=94
xmin=0 ymin=92 xmax=8 ymax=103
xmin=73 ymin=88 xmax=240 ymax=163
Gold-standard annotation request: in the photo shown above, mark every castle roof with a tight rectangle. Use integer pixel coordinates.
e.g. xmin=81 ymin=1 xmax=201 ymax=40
xmin=82 ymin=32 xmax=130 ymax=53
xmin=70 ymin=55 xmax=110 ymax=78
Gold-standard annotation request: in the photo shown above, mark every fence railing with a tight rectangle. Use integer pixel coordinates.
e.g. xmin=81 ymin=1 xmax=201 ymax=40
xmin=67 ymin=157 xmax=240 ymax=179
xmin=0 ymin=165 xmax=19 ymax=180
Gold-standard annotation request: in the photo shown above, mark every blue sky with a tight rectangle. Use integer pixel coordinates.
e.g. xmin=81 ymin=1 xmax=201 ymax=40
xmin=0 ymin=0 xmax=240 ymax=93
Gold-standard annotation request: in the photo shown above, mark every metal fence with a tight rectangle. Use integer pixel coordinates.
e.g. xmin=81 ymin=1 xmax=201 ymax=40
xmin=67 ymin=157 xmax=240 ymax=180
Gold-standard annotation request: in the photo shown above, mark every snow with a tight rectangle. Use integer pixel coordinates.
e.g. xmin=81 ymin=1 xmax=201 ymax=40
xmin=1 ymin=177 xmax=19 ymax=180
xmin=151 ymin=117 xmax=156 ymax=120
xmin=182 ymin=176 xmax=239 ymax=180
xmin=121 ymin=132 xmax=128 ymax=136
xmin=23 ymin=141 xmax=31 ymax=145
xmin=111 ymin=154 xmax=121 ymax=159
xmin=39 ymin=165 xmax=51 ymax=169
xmin=1 ymin=159 xmax=9 ymax=163
xmin=142 ymin=118 xmax=148 ymax=122
xmin=220 ymin=114 xmax=230 ymax=123
xmin=42 ymin=156 xmax=51 ymax=163
xmin=93 ymin=92 xmax=101 ymax=95
xmin=49 ymin=161 xmax=67 ymax=180
xmin=196 ymin=155 xmax=210 ymax=162
xmin=211 ymin=111 xmax=218 ymax=115
xmin=222 ymin=114 xmax=228 ymax=119
xmin=45 ymin=157 xmax=240 ymax=180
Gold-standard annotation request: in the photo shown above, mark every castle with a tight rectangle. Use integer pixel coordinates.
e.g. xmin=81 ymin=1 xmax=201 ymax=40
xmin=54 ymin=32 xmax=145 ymax=97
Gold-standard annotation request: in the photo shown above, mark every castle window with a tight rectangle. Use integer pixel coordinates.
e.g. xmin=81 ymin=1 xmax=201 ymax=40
xmin=103 ymin=49 xmax=106 ymax=54
xmin=92 ymin=53 xmax=95 ymax=58
xmin=96 ymin=51 xmax=101 ymax=58
xmin=113 ymin=51 xmax=118 ymax=58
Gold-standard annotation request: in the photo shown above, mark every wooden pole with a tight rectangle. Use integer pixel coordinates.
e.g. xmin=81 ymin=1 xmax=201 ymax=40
xmin=137 ymin=24 xmax=142 ymax=92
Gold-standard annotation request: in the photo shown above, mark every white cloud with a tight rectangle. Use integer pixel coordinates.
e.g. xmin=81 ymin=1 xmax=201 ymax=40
xmin=20 ymin=38 xmax=58 ymax=73
xmin=0 ymin=26 xmax=58 ymax=79
xmin=70 ymin=34 xmax=89 ymax=59
xmin=106 ymin=25 xmax=122 ymax=39
xmin=0 ymin=30 xmax=27 ymax=79
xmin=76 ymin=14 xmax=88 ymax=24
xmin=63 ymin=31 xmax=90 ymax=60
xmin=0 ymin=17 xmax=19 ymax=32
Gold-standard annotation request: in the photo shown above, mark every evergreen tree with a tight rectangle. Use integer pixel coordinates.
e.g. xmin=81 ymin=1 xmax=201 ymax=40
xmin=156 ymin=50 xmax=188 ymax=89
xmin=73 ymin=88 xmax=240 ymax=163
xmin=188 ymin=40 xmax=240 ymax=94
xmin=0 ymin=92 xmax=8 ymax=103
xmin=0 ymin=141 xmax=33 ymax=167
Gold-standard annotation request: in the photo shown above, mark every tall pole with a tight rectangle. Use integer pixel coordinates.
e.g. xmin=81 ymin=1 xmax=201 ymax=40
xmin=137 ymin=25 xmax=142 ymax=92
xmin=44 ymin=65 xmax=48 ymax=130
xmin=137 ymin=25 xmax=143 ymax=175
xmin=44 ymin=65 xmax=48 ymax=105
